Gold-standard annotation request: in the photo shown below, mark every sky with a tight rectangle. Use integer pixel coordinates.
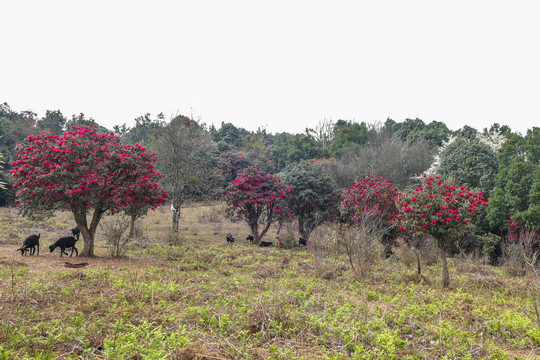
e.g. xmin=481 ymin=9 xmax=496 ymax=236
xmin=1 ymin=1 xmax=539 ymax=136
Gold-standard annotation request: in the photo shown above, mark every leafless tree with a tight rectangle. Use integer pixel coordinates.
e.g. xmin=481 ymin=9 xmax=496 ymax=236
xmin=155 ymin=115 xmax=214 ymax=231
xmin=328 ymin=123 xmax=434 ymax=190
xmin=338 ymin=211 xmax=386 ymax=278
xmin=307 ymin=118 xmax=334 ymax=150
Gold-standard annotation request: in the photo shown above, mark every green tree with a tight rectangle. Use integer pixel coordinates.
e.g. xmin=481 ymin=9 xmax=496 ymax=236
xmin=329 ymin=120 xmax=368 ymax=157
xmin=486 ymin=128 xmax=540 ymax=234
xmin=286 ymin=134 xmax=320 ymax=164
xmin=279 ymin=160 xmax=339 ymax=240
xmin=210 ymin=122 xmax=249 ymax=151
xmin=392 ymin=118 xmax=451 ymax=148
xmin=37 ymin=110 xmax=66 ymax=135
xmin=438 ymin=137 xmax=498 ymax=196
xmin=393 ymin=118 xmax=426 ymax=143
xmin=411 ymin=120 xmax=452 ymax=148
xmin=267 ymin=133 xmax=294 ymax=171
xmin=122 ymin=113 xmax=165 ymax=146
xmin=0 ymin=103 xmax=39 ymax=160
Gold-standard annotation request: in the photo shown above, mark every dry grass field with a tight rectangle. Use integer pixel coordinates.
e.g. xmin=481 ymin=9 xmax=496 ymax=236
xmin=0 ymin=204 xmax=539 ymax=359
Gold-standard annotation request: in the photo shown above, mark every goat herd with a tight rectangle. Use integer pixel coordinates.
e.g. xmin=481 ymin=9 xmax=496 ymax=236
xmin=16 ymin=227 xmax=80 ymax=257
xmin=16 ymin=228 xmax=307 ymax=257
xmin=226 ymin=233 xmax=307 ymax=248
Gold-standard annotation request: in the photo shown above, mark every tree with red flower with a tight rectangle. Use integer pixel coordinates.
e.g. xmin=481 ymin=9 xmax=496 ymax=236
xmin=340 ymin=174 xmax=401 ymax=254
xmin=225 ymin=167 xmax=292 ymax=245
xmin=396 ymin=175 xmax=485 ymax=287
xmin=10 ymin=126 xmax=167 ymax=257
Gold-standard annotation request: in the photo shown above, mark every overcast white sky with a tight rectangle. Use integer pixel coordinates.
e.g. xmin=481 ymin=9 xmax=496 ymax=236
xmin=1 ymin=1 xmax=538 ymax=135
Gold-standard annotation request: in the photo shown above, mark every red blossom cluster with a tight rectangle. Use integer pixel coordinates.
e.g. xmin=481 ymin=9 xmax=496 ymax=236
xmin=225 ymin=166 xmax=292 ymax=224
xmin=395 ymin=175 xmax=486 ymax=239
xmin=340 ymin=174 xmax=400 ymax=227
xmin=10 ymin=126 xmax=167 ymax=214
xmin=507 ymin=219 xmax=539 ymax=254
xmin=216 ymin=153 xmax=248 ymax=186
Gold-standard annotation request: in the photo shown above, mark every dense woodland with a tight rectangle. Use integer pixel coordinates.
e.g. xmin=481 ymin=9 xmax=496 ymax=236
xmin=1 ymin=102 xmax=538 ymax=262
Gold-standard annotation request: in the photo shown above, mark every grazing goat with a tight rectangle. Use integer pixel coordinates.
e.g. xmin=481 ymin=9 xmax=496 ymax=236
xmin=259 ymin=241 xmax=273 ymax=247
xmin=17 ymin=234 xmax=40 ymax=256
xmin=246 ymin=234 xmax=254 ymax=243
xmin=71 ymin=226 xmax=80 ymax=241
xmin=49 ymin=236 xmax=79 ymax=257
xmin=299 ymin=237 xmax=307 ymax=246
xmin=226 ymin=233 xmax=235 ymax=244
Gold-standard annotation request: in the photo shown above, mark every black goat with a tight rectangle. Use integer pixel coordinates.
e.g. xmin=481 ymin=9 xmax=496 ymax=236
xmin=17 ymin=234 xmax=40 ymax=256
xmin=246 ymin=234 xmax=254 ymax=243
xmin=226 ymin=233 xmax=235 ymax=244
xmin=259 ymin=241 xmax=273 ymax=247
xmin=49 ymin=236 xmax=79 ymax=257
xmin=299 ymin=237 xmax=307 ymax=246
xmin=71 ymin=226 xmax=80 ymax=241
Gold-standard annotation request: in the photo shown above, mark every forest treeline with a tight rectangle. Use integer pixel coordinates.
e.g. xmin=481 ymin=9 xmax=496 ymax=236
xmin=1 ymin=102 xmax=538 ymax=257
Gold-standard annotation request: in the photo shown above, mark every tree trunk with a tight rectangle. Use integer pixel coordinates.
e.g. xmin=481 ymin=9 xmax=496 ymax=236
xmin=129 ymin=214 xmax=137 ymax=239
xmin=172 ymin=208 xmax=180 ymax=231
xmin=258 ymin=221 xmax=272 ymax=243
xmin=298 ymin=217 xmax=307 ymax=240
xmin=438 ymin=241 xmax=450 ymax=288
xmin=250 ymin=223 xmax=260 ymax=245
xmin=74 ymin=207 xmax=104 ymax=257
xmin=276 ymin=221 xmax=283 ymax=235
xmin=79 ymin=227 xmax=94 ymax=257
xmin=412 ymin=247 xmax=421 ymax=274
xmin=249 ymin=221 xmax=272 ymax=245
xmin=73 ymin=212 xmax=92 ymax=257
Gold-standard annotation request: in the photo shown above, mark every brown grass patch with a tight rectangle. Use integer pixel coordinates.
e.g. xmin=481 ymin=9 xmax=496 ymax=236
xmin=402 ymin=271 xmax=432 ymax=285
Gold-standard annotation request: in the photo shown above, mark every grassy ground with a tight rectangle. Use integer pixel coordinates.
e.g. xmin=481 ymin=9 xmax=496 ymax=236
xmin=0 ymin=204 xmax=539 ymax=359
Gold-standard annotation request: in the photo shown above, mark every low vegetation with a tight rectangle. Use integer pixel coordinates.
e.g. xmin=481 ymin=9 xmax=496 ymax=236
xmin=0 ymin=205 xmax=538 ymax=359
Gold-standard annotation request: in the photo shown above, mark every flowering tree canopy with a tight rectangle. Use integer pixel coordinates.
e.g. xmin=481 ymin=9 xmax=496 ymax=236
xmin=10 ymin=126 xmax=167 ymax=256
xmin=216 ymin=151 xmax=274 ymax=190
xmin=225 ymin=167 xmax=292 ymax=244
xmin=396 ymin=175 xmax=486 ymax=287
xmin=340 ymin=174 xmax=401 ymax=251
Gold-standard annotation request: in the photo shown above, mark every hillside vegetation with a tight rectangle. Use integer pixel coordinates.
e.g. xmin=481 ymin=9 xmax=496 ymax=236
xmin=0 ymin=204 xmax=538 ymax=359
